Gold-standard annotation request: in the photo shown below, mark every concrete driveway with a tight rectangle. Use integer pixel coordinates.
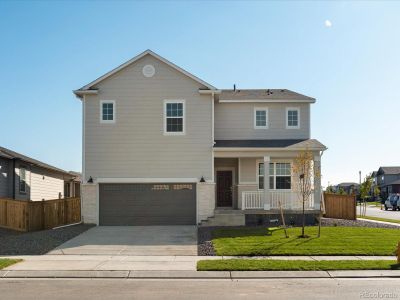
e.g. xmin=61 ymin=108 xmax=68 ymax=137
xmin=48 ymin=226 xmax=198 ymax=256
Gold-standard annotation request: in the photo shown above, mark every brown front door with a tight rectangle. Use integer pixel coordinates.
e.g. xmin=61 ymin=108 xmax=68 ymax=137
xmin=216 ymin=171 xmax=233 ymax=207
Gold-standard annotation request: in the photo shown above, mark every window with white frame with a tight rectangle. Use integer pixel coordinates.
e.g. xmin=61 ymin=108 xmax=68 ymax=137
xmin=100 ymin=100 xmax=115 ymax=123
xmin=258 ymin=162 xmax=291 ymax=190
xmin=254 ymin=108 xmax=268 ymax=129
xmin=286 ymin=107 xmax=300 ymax=129
xmin=164 ymin=100 xmax=185 ymax=134
xmin=19 ymin=167 xmax=26 ymax=193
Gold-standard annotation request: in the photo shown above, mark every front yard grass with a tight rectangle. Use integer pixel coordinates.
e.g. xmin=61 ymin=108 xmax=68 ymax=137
xmin=197 ymin=259 xmax=400 ymax=271
xmin=212 ymin=226 xmax=400 ymax=256
xmin=0 ymin=259 xmax=21 ymax=270
xmin=358 ymin=215 xmax=400 ymax=224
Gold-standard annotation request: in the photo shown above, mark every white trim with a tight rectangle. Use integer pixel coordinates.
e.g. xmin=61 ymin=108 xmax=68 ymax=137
xmin=238 ymin=158 xmax=241 ymax=184
xmin=286 ymin=107 xmax=300 ymax=129
xmin=215 ymin=167 xmax=236 ymax=208
xmin=77 ymin=49 xmax=217 ymax=92
xmin=74 ymin=90 xmax=98 ymax=98
xmin=211 ymin=93 xmax=215 ymax=183
xmin=199 ymin=89 xmax=221 ymax=94
xmin=96 ymin=178 xmax=198 ymax=183
xmin=214 ymin=147 xmax=325 ymax=152
xmin=82 ymin=96 xmax=86 ymax=182
xmin=100 ymin=100 xmax=116 ymax=124
xmin=219 ymin=99 xmax=315 ymax=103
xmin=254 ymin=107 xmax=269 ymax=129
xmin=163 ymin=99 xmax=185 ymax=135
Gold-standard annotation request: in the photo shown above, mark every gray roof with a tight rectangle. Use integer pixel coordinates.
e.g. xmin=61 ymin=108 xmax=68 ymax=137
xmin=219 ymin=89 xmax=315 ymax=101
xmin=337 ymin=182 xmax=359 ymax=187
xmin=0 ymin=146 xmax=73 ymax=177
xmin=377 ymin=167 xmax=400 ymax=175
xmin=214 ymin=139 xmax=307 ymax=148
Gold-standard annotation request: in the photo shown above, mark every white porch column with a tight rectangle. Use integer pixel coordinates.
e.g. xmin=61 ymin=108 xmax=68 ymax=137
xmin=313 ymin=155 xmax=321 ymax=210
xmin=263 ymin=156 xmax=270 ymax=210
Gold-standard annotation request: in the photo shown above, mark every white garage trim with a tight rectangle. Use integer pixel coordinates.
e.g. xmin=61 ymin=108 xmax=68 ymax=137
xmin=96 ymin=178 xmax=198 ymax=183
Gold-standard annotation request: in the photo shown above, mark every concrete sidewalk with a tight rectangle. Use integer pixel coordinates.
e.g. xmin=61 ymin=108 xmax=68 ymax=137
xmin=357 ymin=217 xmax=400 ymax=226
xmin=1 ymin=255 xmax=396 ymax=272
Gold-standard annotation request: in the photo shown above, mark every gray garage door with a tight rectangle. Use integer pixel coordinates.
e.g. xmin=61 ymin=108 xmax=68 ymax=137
xmin=99 ymin=183 xmax=196 ymax=225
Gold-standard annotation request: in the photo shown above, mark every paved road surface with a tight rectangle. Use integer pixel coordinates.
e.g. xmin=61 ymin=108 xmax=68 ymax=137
xmin=1 ymin=278 xmax=400 ymax=300
xmin=361 ymin=205 xmax=400 ymax=220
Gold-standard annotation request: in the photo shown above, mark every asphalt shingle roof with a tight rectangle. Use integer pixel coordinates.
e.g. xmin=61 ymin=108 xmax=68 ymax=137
xmin=219 ymin=89 xmax=315 ymax=101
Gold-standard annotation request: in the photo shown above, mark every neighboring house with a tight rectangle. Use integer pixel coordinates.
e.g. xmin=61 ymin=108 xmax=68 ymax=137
xmin=0 ymin=146 xmax=79 ymax=201
xmin=74 ymin=50 xmax=327 ymax=226
xmin=375 ymin=167 xmax=400 ymax=198
xmin=333 ymin=182 xmax=359 ymax=195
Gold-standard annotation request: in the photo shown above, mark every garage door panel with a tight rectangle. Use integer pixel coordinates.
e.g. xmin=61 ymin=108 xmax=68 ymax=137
xmin=99 ymin=183 xmax=196 ymax=225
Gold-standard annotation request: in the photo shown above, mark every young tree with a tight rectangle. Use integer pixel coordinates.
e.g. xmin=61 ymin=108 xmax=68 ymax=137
xmin=292 ymin=150 xmax=320 ymax=238
xmin=337 ymin=187 xmax=347 ymax=195
xmin=325 ymin=185 xmax=334 ymax=193
xmin=359 ymin=175 xmax=373 ymax=216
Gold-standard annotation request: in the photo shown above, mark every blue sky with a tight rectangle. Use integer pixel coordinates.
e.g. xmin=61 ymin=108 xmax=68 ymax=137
xmin=1 ymin=1 xmax=399 ymax=186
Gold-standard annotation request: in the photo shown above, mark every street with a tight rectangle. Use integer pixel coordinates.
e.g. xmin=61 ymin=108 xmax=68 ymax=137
xmin=1 ymin=278 xmax=400 ymax=300
xmin=361 ymin=205 xmax=400 ymax=220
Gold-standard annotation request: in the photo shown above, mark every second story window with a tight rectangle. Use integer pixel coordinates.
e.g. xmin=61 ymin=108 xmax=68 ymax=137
xmin=286 ymin=107 xmax=300 ymax=129
xmin=164 ymin=100 xmax=185 ymax=135
xmin=100 ymin=100 xmax=116 ymax=123
xmin=19 ymin=167 xmax=26 ymax=193
xmin=254 ymin=108 xmax=268 ymax=129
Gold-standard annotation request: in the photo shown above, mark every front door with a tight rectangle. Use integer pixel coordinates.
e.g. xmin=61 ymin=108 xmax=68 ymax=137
xmin=216 ymin=171 xmax=233 ymax=207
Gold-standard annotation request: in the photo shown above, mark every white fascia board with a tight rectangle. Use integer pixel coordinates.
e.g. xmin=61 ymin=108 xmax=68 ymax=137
xmin=219 ymin=99 xmax=315 ymax=103
xmin=96 ymin=178 xmax=199 ymax=183
xmin=198 ymin=89 xmax=222 ymax=94
xmin=213 ymin=147 xmax=325 ymax=152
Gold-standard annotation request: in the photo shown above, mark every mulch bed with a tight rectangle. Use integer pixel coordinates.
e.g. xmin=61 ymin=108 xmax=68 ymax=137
xmin=0 ymin=224 xmax=94 ymax=255
xmin=197 ymin=218 xmax=400 ymax=256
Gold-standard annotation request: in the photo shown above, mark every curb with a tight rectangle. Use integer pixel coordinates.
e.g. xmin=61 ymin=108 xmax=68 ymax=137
xmin=2 ymin=270 xmax=400 ymax=279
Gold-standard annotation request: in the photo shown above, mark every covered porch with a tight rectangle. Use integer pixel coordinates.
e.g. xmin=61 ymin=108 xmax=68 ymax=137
xmin=213 ymin=139 xmax=326 ymax=213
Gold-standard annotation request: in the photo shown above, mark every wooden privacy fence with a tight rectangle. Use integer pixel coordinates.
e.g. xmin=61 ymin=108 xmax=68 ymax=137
xmin=0 ymin=197 xmax=81 ymax=232
xmin=323 ymin=193 xmax=356 ymax=220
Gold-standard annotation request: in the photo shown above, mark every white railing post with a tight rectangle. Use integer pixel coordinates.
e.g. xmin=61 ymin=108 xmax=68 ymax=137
xmin=263 ymin=156 xmax=270 ymax=210
xmin=313 ymin=155 xmax=321 ymax=210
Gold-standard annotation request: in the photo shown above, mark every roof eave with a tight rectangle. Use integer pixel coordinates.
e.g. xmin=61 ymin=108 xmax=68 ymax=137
xmin=218 ymin=99 xmax=316 ymax=103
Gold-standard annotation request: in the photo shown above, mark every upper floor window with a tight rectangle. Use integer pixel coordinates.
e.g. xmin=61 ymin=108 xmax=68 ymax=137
xmin=100 ymin=100 xmax=116 ymax=123
xmin=164 ymin=100 xmax=185 ymax=135
xmin=286 ymin=107 xmax=300 ymax=129
xmin=254 ymin=108 xmax=268 ymax=129
xmin=19 ymin=167 xmax=26 ymax=193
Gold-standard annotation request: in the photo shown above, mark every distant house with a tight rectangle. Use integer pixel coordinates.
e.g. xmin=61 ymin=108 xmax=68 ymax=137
xmin=334 ymin=182 xmax=359 ymax=195
xmin=0 ymin=146 xmax=80 ymax=201
xmin=376 ymin=167 xmax=400 ymax=198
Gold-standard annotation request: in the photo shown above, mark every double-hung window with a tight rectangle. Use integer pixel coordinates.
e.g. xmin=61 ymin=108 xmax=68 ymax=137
xmin=258 ymin=162 xmax=291 ymax=190
xmin=254 ymin=108 xmax=268 ymax=129
xmin=100 ymin=100 xmax=116 ymax=123
xmin=164 ymin=100 xmax=185 ymax=135
xmin=286 ymin=107 xmax=300 ymax=129
xmin=19 ymin=167 xmax=26 ymax=193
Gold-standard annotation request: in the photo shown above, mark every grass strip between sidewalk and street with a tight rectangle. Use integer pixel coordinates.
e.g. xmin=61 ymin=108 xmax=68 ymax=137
xmin=211 ymin=226 xmax=400 ymax=256
xmin=0 ymin=259 xmax=21 ymax=270
xmin=357 ymin=215 xmax=400 ymax=224
xmin=197 ymin=260 xmax=400 ymax=271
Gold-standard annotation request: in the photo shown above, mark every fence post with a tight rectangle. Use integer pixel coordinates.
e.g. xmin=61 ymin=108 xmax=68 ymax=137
xmin=64 ymin=198 xmax=68 ymax=225
xmin=41 ymin=199 xmax=45 ymax=230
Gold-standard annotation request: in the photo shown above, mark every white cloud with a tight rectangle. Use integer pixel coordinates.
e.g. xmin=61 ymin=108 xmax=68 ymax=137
xmin=325 ymin=20 xmax=332 ymax=28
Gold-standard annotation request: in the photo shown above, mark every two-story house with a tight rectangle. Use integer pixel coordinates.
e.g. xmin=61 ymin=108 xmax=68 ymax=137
xmin=74 ymin=50 xmax=327 ymax=226
xmin=375 ymin=167 xmax=400 ymax=199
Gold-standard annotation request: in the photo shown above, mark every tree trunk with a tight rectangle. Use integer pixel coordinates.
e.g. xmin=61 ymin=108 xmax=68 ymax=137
xmin=301 ymin=193 xmax=305 ymax=237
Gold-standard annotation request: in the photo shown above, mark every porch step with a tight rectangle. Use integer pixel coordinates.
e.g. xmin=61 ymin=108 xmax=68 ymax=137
xmin=200 ymin=210 xmax=245 ymax=227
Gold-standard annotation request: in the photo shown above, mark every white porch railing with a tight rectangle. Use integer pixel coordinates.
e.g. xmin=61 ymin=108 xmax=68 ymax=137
xmin=241 ymin=190 xmax=314 ymax=210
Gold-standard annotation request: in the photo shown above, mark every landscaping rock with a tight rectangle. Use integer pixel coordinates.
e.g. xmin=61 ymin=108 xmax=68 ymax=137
xmin=0 ymin=224 xmax=94 ymax=255
xmin=321 ymin=218 xmax=400 ymax=229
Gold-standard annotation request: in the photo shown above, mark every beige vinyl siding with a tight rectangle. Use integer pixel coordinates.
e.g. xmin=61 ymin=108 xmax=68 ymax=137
xmin=29 ymin=166 xmax=65 ymax=201
xmin=84 ymin=54 xmax=213 ymax=181
xmin=239 ymin=157 xmax=257 ymax=183
xmin=214 ymin=102 xmax=310 ymax=140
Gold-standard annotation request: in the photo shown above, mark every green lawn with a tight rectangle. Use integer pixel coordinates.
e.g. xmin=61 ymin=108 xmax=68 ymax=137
xmin=197 ymin=259 xmax=400 ymax=271
xmin=358 ymin=215 xmax=400 ymax=224
xmin=0 ymin=259 xmax=21 ymax=270
xmin=211 ymin=226 xmax=400 ymax=256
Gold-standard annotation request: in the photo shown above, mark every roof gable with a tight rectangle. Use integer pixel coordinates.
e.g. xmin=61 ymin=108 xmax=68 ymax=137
xmin=377 ymin=166 xmax=400 ymax=175
xmin=74 ymin=50 xmax=216 ymax=96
